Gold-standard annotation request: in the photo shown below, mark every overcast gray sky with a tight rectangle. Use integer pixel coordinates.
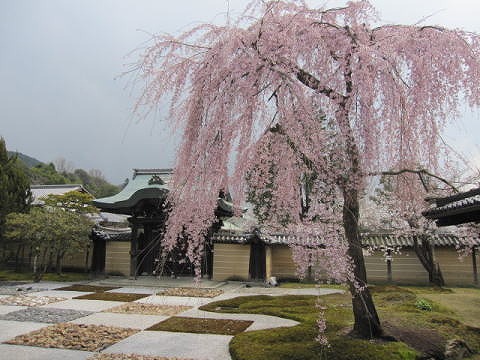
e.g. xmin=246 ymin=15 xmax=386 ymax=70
xmin=1 ymin=0 xmax=480 ymax=184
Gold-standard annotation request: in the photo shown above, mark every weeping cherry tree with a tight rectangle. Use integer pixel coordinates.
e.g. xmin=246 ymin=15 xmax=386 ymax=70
xmin=134 ymin=0 xmax=480 ymax=338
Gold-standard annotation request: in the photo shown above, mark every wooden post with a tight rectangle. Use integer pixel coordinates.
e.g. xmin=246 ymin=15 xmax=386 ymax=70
xmin=473 ymin=246 xmax=478 ymax=285
xmin=130 ymin=221 xmax=138 ymax=278
xmin=386 ymin=249 xmax=392 ymax=283
xmin=265 ymin=245 xmax=272 ymax=280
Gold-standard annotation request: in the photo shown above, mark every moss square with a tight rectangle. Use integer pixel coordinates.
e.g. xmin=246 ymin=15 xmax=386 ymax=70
xmin=5 ymin=323 xmax=138 ymax=351
xmin=146 ymin=316 xmax=253 ymax=335
xmin=56 ymin=284 xmax=120 ymax=292
xmin=74 ymin=292 xmax=149 ymax=302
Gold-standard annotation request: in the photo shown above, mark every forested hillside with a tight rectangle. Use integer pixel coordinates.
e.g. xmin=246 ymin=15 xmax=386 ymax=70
xmin=8 ymin=151 xmax=120 ymax=198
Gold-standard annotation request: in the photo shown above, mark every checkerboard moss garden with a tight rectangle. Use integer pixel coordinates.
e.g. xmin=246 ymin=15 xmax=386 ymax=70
xmin=198 ymin=286 xmax=480 ymax=360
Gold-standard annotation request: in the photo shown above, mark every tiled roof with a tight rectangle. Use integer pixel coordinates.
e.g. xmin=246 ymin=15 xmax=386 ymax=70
xmin=362 ymin=233 xmax=479 ymax=247
xmin=423 ymin=187 xmax=480 ymax=226
xmin=212 ymin=231 xmax=324 ymax=246
xmin=212 ymin=231 xmax=479 ymax=247
xmin=92 ymin=169 xmax=172 ymax=214
xmin=91 ymin=226 xmax=132 ymax=241
xmin=212 ymin=232 xmax=252 ymax=244
xmin=30 ymin=184 xmax=89 ymax=205
xmin=93 ymin=168 xmax=234 ymax=217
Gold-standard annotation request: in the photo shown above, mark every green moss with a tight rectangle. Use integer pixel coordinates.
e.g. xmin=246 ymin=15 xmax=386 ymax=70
xmin=201 ymin=295 xmax=320 ymax=324
xmin=147 ymin=317 xmax=253 ymax=335
xmin=56 ymin=284 xmax=119 ymax=292
xmin=73 ymin=292 xmax=149 ymax=302
xmin=230 ymin=324 xmax=416 ymax=360
xmin=203 ymin=287 xmax=480 ymax=360
xmin=0 ymin=270 xmax=90 ymax=282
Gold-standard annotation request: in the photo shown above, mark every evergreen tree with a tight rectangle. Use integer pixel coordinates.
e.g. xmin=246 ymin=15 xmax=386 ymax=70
xmin=0 ymin=138 xmax=31 ymax=240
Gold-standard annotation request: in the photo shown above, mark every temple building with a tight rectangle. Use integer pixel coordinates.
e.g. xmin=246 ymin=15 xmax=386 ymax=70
xmin=423 ymin=188 xmax=480 ymax=285
xmin=89 ymin=169 xmax=479 ymax=286
xmin=91 ymin=168 xmax=233 ymax=278
xmin=31 ymin=184 xmax=90 ymax=205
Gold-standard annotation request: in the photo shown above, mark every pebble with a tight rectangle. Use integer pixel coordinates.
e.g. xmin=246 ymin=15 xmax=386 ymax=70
xmin=0 ymin=294 xmax=67 ymax=306
xmin=6 ymin=323 xmax=138 ymax=352
xmin=159 ymin=288 xmax=223 ymax=298
xmin=0 ymin=307 xmax=92 ymax=323
xmin=106 ymin=303 xmax=191 ymax=316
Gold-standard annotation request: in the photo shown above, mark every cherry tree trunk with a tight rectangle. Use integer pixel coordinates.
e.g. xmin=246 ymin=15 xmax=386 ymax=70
xmin=413 ymin=236 xmax=445 ymax=287
xmin=343 ymin=189 xmax=383 ymax=338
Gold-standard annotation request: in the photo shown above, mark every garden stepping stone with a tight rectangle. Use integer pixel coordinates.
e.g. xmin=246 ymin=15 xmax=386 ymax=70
xmin=70 ymin=312 xmax=168 ymax=330
xmin=0 ymin=307 xmax=92 ymax=323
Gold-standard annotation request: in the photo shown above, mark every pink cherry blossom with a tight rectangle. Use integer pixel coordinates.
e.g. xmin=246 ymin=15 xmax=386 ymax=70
xmin=134 ymin=0 xmax=480 ymax=339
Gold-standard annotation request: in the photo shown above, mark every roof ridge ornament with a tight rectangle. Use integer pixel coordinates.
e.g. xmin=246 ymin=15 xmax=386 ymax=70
xmin=148 ymin=175 xmax=165 ymax=185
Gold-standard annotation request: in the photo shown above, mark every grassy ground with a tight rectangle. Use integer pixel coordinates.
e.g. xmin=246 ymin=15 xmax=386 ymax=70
xmin=410 ymin=287 xmax=480 ymax=328
xmin=0 ymin=269 xmax=90 ymax=282
xmin=200 ymin=286 xmax=480 ymax=360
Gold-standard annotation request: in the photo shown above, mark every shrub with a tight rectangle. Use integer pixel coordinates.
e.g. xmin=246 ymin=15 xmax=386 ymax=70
xmin=415 ymin=299 xmax=433 ymax=311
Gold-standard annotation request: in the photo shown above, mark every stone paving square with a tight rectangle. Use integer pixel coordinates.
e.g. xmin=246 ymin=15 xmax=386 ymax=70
xmin=105 ymin=287 xmax=157 ymax=295
xmin=87 ymin=353 xmax=192 ymax=360
xmin=30 ymin=290 xmax=94 ymax=298
xmin=104 ymin=330 xmax=233 ymax=360
xmin=0 ymin=319 xmax=49 ymax=342
xmin=0 ymin=307 xmax=93 ymax=323
xmin=26 ymin=282 xmax=70 ymax=290
xmin=69 ymin=312 xmax=169 ymax=330
xmin=0 ymin=304 xmax=27 ymax=314
xmin=0 ymin=286 xmax=42 ymax=295
xmin=41 ymin=299 xmax=124 ymax=312
xmin=0 ymin=343 xmax=93 ymax=360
